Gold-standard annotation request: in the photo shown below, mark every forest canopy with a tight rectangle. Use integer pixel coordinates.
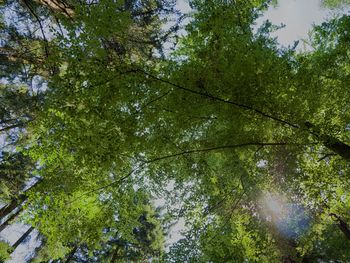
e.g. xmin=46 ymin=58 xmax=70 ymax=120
xmin=1 ymin=0 xmax=350 ymax=262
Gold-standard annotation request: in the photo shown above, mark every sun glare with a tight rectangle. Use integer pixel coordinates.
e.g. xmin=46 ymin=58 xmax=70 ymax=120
xmin=260 ymin=192 xmax=310 ymax=239
xmin=262 ymin=193 xmax=285 ymax=218
xmin=264 ymin=195 xmax=283 ymax=215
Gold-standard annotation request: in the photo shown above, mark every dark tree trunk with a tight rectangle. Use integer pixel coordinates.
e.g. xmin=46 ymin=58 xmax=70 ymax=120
xmin=330 ymin=213 xmax=350 ymax=241
xmin=65 ymin=245 xmax=78 ymax=263
xmin=0 ymin=207 xmax=22 ymax=233
xmin=0 ymin=194 xmax=26 ymax=220
xmin=304 ymin=122 xmax=350 ymax=161
xmin=323 ymin=137 xmax=350 ymax=161
xmin=111 ymin=246 xmax=121 ymax=262
xmin=0 ymin=179 xmax=41 ymax=220
xmin=12 ymin=226 xmax=34 ymax=251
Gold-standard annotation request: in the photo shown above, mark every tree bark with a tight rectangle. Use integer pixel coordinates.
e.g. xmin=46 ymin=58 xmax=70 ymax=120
xmin=0 ymin=207 xmax=22 ymax=233
xmin=11 ymin=226 xmax=34 ymax=251
xmin=282 ymin=256 xmax=296 ymax=263
xmin=330 ymin=213 xmax=350 ymax=241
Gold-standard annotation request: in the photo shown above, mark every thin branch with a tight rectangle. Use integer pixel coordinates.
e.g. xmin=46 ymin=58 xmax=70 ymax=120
xmin=145 ymin=142 xmax=289 ymax=163
xmin=22 ymin=0 xmax=50 ymax=60
xmin=66 ymin=166 xmax=141 ymax=205
xmin=136 ymin=68 xmax=300 ymax=129
xmin=68 ymin=142 xmax=292 ymax=202
xmin=0 ymin=118 xmax=34 ymax=133
xmin=160 ymin=107 xmax=217 ymax=121
xmin=205 ymin=190 xmax=245 ymax=244
xmin=141 ymin=90 xmax=172 ymax=110
xmin=0 ymin=118 xmax=20 ymax=125
xmin=203 ymin=190 xmax=233 ymax=216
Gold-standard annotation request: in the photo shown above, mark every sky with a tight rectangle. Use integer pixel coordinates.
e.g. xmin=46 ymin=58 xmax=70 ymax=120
xmin=2 ymin=0 xmax=349 ymax=262
xmin=259 ymin=0 xmax=348 ymax=48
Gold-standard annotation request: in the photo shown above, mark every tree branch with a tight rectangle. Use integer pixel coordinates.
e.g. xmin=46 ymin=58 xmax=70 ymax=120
xmin=145 ymin=142 xmax=289 ymax=163
xmin=22 ymin=0 xmax=52 ymax=73
xmin=69 ymin=142 xmax=291 ymax=202
xmin=136 ymin=68 xmax=300 ymax=129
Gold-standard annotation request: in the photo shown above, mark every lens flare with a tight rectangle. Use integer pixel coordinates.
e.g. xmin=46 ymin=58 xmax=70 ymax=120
xmin=264 ymin=194 xmax=284 ymax=216
xmin=260 ymin=192 xmax=310 ymax=239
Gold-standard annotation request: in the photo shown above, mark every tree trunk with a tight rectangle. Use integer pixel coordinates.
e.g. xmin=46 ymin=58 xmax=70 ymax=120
xmin=0 ymin=194 xmax=26 ymax=220
xmin=11 ymin=226 xmax=34 ymax=251
xmin=323 ymin=136 xmax=350 ymax=161
xmin=0 ymin=179 xmax=41 ymax=220
xmin=35 ymin=0 xmax=74 ymax=17
xmin=0 ymin=207 xmax=22 ymax=233
xmin=330 ymin=213 xmax=350 ymax=241
xmin=304 ymin=122 xmax=350 ymax=161
xmin=111 ymin=246 xmax=121 ymax=262
xmin=65 ymin=245 xmax=78 ymax=263
xmin=282 ymin=256 xmax=296 ymax=263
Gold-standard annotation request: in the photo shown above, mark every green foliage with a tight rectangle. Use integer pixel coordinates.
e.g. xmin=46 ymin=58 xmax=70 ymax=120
xmin=200 ymin=214 xmax=280 ymax=262
xmin=0 ymin=241 xmax=11 ymax=263
xmin=322 ymin=0 xmax=350 ymax=8
xmin=0 ymin=151 xmax=33 ymax=200
xmin=2 ymin=0 xmax=350 ymax=261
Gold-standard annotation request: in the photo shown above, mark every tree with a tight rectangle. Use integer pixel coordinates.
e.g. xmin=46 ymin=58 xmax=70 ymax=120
xmin=322 ymin=0 xmax=350 ymax=8
xmin=0 ymin=226 xmax=35 ymax=262
xmin=12 ymin=226 xmax=35 ymax=251
xmin=70 ymin=204 xmax=164 ymax=262
xmin=1 ymin=0 xmax=350 ymax=261
xmin=0 ymin=241 xmax=11 ymax=263
xmin=0 ymin=207 xmax=23 ymax=233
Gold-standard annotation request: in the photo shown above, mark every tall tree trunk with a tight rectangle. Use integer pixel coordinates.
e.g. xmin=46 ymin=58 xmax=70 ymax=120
xmin=0 ymin=207 xmax=22 ymax=233
xmin=282 ymin=256 xmax=296 ymax=263
xmin=304 ymin=121 xmax=350 ymax=161
xmin=323 ymin=136 xmax=350 ymax=161
xmin=11 ymin=226 xmax=34 ymax=251
xmin=0 ymin=179 xmax=41 ymax=220
xmin=0 ymin=194 xmax=26 ymax=220
xmin=330 ymin=213 xmax=350 ymax=241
